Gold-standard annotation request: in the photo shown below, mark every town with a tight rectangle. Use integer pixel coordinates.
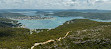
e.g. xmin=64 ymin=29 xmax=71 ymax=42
xmin=3 ymin=16 xmax=55 ymax=20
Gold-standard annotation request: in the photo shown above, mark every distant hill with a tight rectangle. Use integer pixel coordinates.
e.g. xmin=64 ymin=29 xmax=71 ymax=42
xmin=45 ymin=11 xmax=111 ymax=20
xmin=0 ymin=13 xmax=26 ymax=18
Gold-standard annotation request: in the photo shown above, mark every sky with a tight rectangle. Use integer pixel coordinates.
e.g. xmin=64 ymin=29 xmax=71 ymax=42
xmin=0 ymin=0 xmax=111 ymax=10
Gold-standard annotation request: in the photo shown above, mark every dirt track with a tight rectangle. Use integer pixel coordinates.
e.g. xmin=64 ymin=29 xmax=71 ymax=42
xmin=31 ymin=31 xmax=71 ymax=49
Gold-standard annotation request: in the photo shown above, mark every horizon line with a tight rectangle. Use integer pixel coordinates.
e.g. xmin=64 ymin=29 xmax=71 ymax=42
xmin=0 ymin=9 xmax=111 ymax=10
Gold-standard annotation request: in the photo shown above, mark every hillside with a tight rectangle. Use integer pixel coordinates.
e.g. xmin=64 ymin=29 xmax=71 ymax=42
xmin=0 ymin=18 xmax=30 ymax=49
xmin=0 ymin=19 xmax=111 ymax=49
xmin=0 ymin=18 xmax=21 ymax=27
xmin=33 ymin=19 xmax=111 ymax=49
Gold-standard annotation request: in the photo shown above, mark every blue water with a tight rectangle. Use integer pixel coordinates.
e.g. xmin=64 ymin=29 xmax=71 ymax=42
xmin=17 ymin=11 xmax=111 ymax=29
xmin=91 ymin=19 xmax=111 ymax=22
xmin=18 ymin=16 xmax=84 ymax=29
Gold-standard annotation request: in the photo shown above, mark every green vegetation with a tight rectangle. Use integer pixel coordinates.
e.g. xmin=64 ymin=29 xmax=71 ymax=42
xmin=0 ymin=18 xmax=111 ymax=49
xmin=45 ymin=11 xmax=111 ymax=20
xmin=34 ymin=19 xmax=111 ymax=49
xmin=0 ymin=18 xmax=21 ymax=27
xmin=0 ymin=28 xmax=30 ymax=49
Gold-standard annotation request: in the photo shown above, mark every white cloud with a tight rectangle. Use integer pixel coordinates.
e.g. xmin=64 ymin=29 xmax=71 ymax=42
xmin=0 ymin=0 xmax=111 ymax=10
